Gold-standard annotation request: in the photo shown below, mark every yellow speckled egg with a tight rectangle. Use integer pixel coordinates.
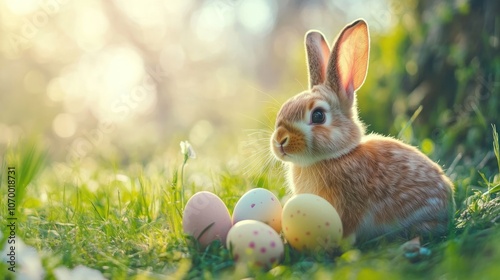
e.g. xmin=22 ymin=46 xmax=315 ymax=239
xmin=232 ymin=188 xmax=282 ymax=232
xmin=182 ymin=191 xmax=232 ymax=248
xmin=282 ymin=194 xmax=342 ymax=252
xmin=226 ymin=220 xmax=284 ymax=267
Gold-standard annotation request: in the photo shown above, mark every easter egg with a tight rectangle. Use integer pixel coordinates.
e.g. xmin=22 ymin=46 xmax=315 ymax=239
xmin=232 ymin=188 xmax=282 ymax=232
xmin=226 ymin=220 xmax=284 ymax=267
xmin=282 ymin=193 xmax=342 ymax=252
xmin=182 ymin=191 xmax=232 ymax=248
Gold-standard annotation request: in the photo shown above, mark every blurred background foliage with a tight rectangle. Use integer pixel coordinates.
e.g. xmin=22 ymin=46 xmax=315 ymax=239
xmin=0 ymin=0 xmax=498 ymax=177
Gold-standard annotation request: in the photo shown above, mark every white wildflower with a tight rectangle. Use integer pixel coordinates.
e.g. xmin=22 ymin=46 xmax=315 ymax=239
xmin=180 ymin=141 xmax=196 ymax=159
xmin=54 ymin=265 xmax=106 ymax=280
xmin=1 ymin=237 xmax=45 ymax=280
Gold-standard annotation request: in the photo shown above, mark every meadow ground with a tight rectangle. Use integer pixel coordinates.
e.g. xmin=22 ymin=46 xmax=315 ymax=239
xmin=0 ymin=127 xmax=499 ymax=279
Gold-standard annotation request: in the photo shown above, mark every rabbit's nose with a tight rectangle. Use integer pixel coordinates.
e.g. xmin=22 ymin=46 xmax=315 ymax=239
xmin=274 ymin=127 xmax=290 ymax=146
xmin=280 ymin=137 xmax=289 ymax=146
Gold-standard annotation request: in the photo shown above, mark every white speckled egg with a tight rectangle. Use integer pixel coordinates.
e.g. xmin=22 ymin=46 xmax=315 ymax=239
xmin=282 ymin=194 xmax=342 ymax=252
xmin=226 ymin=220 xmax=284 ymax=267
xmin=232 ymin=188 xmax=282 ymax=232
xmin=182 ymin=191 xmax=232 ymax=248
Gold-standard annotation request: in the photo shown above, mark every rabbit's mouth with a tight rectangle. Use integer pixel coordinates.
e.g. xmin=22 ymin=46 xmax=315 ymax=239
xmin=279 ymin=145 xmax=287 ymax=157
xmin=270 ymin=141 xmax=289 ymax=161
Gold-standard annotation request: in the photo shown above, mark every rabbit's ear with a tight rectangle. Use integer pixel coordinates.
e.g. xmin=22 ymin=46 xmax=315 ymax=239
xmin=326 ymin=19 xmax=369 ymax=109
xmin=305 ymin=31 xmax=330 ymax=89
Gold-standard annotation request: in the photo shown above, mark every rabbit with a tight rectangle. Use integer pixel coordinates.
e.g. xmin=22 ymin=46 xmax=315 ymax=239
xmin=270 ymin=19 xmax=454 ymax=244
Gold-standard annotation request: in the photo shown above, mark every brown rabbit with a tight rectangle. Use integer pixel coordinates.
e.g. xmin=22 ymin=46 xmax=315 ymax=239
xmin=270 ymin=19 xmax=454 ymax=243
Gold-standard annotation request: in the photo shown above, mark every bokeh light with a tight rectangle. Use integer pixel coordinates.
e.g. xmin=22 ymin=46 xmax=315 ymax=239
xmin=4 ymin=0 xmax=39 ymax=15
xmin=0 ymin=0 xmax=385 ymax=161
xmin=4 ymin=0 xmax=484 ymax=166
xmin=52 ymin=113 xmax=76 ymax=138
xmin=237 ymin=0 xmax=276 ymax=35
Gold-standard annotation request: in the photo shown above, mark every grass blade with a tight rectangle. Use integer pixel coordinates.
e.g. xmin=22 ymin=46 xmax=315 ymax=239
xmin=398 ymin=105 xmax=423 ymax=140
xmin=492 ymin=124 xmax=499 ymax=174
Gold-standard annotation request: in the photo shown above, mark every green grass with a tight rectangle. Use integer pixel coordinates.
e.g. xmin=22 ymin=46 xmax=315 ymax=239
xmin=1 ymin=128 xmax=500 ymax=279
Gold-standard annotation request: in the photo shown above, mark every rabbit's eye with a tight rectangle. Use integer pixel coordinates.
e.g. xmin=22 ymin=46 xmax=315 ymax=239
xmin=311 ymin=109 xmax=326 ymax=124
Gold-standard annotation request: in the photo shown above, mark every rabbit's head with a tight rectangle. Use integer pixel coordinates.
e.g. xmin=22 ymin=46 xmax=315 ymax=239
xmin=271 ymin=19 xmax=370 ymax=166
